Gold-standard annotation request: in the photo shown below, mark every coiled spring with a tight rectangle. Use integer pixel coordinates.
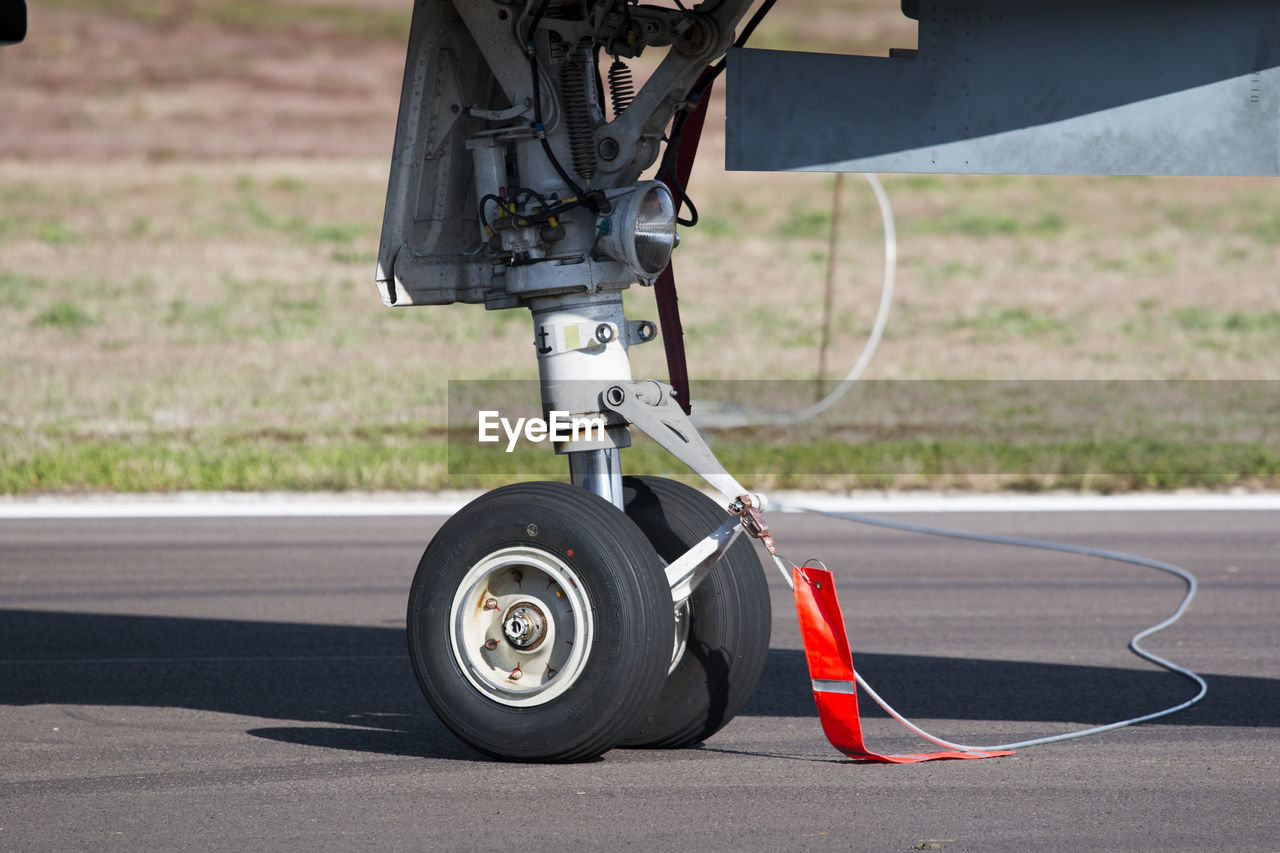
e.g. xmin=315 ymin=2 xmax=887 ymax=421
xmin=608 ymin=58 xmax=634 ymax=119
xmin=559 ymin=53 xmax=596 ymax=180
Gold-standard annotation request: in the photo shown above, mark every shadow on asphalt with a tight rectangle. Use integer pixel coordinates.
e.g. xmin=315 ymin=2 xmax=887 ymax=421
xmin=0 ymin=610 xmax=1270 ymax=760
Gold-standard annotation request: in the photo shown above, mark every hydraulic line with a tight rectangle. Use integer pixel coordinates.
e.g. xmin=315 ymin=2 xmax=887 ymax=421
xmin=525 ymin=0 xmax=588 ymax=199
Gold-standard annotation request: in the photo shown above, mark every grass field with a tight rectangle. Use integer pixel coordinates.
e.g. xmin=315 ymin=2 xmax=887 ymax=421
xmin=2 ymin=1 xmax=1278 ymax=494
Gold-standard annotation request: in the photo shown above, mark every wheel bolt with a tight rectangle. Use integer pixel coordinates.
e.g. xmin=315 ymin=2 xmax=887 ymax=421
xmin=509 ymin=664 xmax=522 ymax=681
xmin=484 ymin=639 xmax=499 ymax=650
xmin=483 ymin=598 xmax=498 ymax=610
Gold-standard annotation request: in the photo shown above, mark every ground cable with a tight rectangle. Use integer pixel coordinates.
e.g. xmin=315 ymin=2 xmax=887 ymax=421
xmin=691 ymin=172 xmax=896 ymax=428
xmin=770 ymin=506 xmax=1209 ymax=753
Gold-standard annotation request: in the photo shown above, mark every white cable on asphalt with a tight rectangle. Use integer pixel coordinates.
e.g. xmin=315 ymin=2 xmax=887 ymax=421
xmin=773 ymin=505 xmax=1208 ymax=751
xmin=691 ymin=169 xmax=1208 ymax=749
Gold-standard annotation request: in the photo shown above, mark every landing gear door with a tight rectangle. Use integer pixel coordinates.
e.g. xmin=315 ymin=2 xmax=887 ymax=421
xmin=377 ymin=0 xmax=502 ymax=307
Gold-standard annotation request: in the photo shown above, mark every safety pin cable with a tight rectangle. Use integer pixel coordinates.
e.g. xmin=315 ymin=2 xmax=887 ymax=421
xmin=776 ymin=505 xmax=1209 ymax=751
xmin=770 ymin=552 xmax=799 ymax=588
xmin=767 ymin=553 xmax=829 ymax=590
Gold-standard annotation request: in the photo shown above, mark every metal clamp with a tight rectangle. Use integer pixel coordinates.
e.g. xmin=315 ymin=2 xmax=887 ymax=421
xmin=468 ymin=99 xmax=533 ymax=122
xmin=730 ymin=493 xmax=777 ymax=555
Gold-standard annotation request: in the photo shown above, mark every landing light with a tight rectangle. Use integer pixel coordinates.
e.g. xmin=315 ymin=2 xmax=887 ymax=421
xmin=597 ymin=181 xmax=677 ymax=279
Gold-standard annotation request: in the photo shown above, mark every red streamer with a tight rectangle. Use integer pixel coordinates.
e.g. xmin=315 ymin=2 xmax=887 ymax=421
xmin=793 ymin=566 xmax=1014 ymax=763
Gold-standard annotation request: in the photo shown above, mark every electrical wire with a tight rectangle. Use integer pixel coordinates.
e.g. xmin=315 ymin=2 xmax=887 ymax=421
xmin=480 ymin=187 xmax=589 ymax=234
xmin=525 ymin=0 xmax=589 ymax=199
xmin=671 ymin=180 xmax=699 ymax=228
xmin=768 ymin=507 xmax=1208 ymax=752
xmin=734 ymin=0 xmax=778 ymax=48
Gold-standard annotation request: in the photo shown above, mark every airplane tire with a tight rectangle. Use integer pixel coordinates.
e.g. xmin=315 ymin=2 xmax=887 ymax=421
xmin=407 ymin=482 xmax=674 ymax=762
xmin=619 ymin=476 xmax=772 ymax=748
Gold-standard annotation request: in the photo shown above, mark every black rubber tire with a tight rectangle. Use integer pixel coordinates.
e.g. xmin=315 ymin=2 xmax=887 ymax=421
xmin=618 ymin=476 xmax=772 ymax=748
xmin=406 ymin=481 xmax=674 ymax=763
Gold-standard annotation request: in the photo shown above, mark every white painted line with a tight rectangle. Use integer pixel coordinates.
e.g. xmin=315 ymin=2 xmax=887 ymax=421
xmin=773 ymin=491 xmax=1280 ymax=514
xmin=1 ymin=490 xmax=1278 ymax=519
xmin=0 ymin=655 xmax=403 ymax=666
xmin=0 ymin=492 xmax=480 ymax=520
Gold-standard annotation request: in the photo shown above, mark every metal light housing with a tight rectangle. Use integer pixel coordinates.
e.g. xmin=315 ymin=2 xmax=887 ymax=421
xmin=597 ymin=181 xmax=678 ymax=279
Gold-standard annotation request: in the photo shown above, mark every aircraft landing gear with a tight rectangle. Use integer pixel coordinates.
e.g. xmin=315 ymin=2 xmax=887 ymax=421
xmin=384 ymin=0 xmax=774 ymax=763
xmin=406 ymin=476 xmax=772 ymax=762
xmin=404 ymin=296 xmax=777 ymax=762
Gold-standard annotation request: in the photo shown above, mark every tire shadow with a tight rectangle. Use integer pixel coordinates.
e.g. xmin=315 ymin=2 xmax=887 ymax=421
xmin=1 ymin=609 xmax=1272 ymax=765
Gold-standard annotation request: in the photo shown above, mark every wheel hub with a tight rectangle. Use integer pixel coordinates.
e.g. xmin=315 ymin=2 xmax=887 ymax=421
xmin=502 ymin=603 xmax=547 ymax=650
xmin=447 ymin=546 xmax=594 ymax=708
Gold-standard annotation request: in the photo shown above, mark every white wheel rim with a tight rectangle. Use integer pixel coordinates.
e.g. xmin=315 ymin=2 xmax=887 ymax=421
xmin=448 ymin=546 xmax=594 ymax=708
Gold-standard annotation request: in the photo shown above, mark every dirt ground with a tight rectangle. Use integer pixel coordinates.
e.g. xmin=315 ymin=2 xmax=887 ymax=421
xmin=1 ymin=1 xmax=1278 ymax=448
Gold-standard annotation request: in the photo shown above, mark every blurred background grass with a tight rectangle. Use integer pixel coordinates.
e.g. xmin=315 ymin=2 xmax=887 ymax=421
xmin=1 ymin=1 xmax=1278 ymax=494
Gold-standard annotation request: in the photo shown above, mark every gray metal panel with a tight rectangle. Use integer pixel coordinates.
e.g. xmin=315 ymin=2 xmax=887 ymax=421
xmin=726 ymin=0 xmax=1280 ymax=176
xmin=376 ymin=0 xmax=498 ymax=307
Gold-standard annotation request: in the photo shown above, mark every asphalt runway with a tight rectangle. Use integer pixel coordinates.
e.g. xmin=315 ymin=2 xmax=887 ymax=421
xmin=1 ymin=507 xmax=1277 ymax=851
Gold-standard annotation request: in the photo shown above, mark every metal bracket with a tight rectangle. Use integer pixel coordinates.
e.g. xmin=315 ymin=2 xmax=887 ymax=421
xmin=664 ymin=515 xmax=742 ymax=608
xmin=625 ymin=319 xmax=658 ymax=347
xmin=598 ymin=380 xmax=779 ymax=596
xmin=468 ymin=99 xmax=532 ymax=122
xmin=534 ymin=320 xmax=617 ymax=356
xmin=600 ymin=380 xmax=762 ymax=509
xmin=536 ymin=319 xmax=656 ymax=353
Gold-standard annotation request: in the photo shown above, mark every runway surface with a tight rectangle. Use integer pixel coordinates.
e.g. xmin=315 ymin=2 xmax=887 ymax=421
xmin=2 ymin=506 xmax=1277 ymax=850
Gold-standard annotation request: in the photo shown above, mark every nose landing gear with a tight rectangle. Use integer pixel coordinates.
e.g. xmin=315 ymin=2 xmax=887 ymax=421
xmin=388 ymin=0 xmax=773 ymax=763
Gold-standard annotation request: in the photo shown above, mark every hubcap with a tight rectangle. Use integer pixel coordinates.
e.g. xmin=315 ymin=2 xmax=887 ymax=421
xmin=502 ymin=603 xmax=547 ymax=650
xmin=449 ymin=546 xmax=593 ymax=707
